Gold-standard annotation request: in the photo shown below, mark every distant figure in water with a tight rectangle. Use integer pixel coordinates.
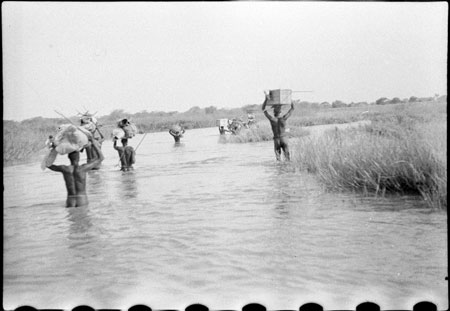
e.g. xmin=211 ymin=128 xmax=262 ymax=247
xmin=228 ymin=118 xmax=242 ymax=135
xmin=47 ymin=138 xmax=104 ymax=207
xmin=114 ymin=138 xmax=136 ymax=171
xmin=262 ymin=92 xmax=295 ymax=161
xmin=169 ymin=126 xmax=185 ymax=143
xmin=219 ymin=126 xmax=229 ymax=135
xmin=86 ymin=128 xmax=105 ymax=170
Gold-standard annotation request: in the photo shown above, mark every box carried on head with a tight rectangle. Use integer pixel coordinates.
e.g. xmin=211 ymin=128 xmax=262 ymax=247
xmin=268 ymin=89 xmax=292 ymax=105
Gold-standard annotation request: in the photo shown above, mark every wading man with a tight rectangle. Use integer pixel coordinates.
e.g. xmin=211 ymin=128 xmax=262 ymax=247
xmin=169 ymin=126 xmax=185 ymax=143
xmin=86 ymin=127 xmax=105 ymax=169
xmin=262 ymin=93 xmax=295 ymax=161
xmin=47 ymin=138 xmax=104 ymax=207
xmin=114 ymin=138 xmax=136 ymax=171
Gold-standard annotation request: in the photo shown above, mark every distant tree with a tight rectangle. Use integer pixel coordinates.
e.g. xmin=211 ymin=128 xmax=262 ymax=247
xmin=375 ymin=97 xmax=389 ymax=105
xmin=390 ymin=97 xmax=402 ymax=104
xmin=332 ymin=100 xmax=347 ymax=108
xmin=204 ymin=106 xmax=217 ymax=114
xmin=320 ymin=101 xmax=331 ymax=108
xmin=186 ymin=106 xmax=202 ymax=114
xmin=409 ymin=96 xmax=418 ymax=103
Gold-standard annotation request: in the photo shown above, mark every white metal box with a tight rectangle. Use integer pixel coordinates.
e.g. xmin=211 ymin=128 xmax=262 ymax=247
xmin=269 ymin=89 xmax=292 ymax=105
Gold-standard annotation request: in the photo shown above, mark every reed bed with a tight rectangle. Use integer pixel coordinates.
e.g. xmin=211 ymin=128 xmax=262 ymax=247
xmin=225 ymin=123 xmax=310 ymax=143
xmin=4 ymin=101 xmax=446 ymax=167
xmin=292 ymin=115 xmax=447 ymax=209
xmin=3 ymin=119 xmax=63 ymax=166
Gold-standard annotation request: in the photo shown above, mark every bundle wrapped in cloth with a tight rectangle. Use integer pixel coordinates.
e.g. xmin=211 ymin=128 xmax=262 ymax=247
xmin=171 ymin=124 xmax=182 ymax=133
xmin=80 ymin=114 xmax=98 ymax=134
xmin=53 ymin=124 xmax=91 ymax=155
xmin=112 ymin=128 xmax=125 ymax=140
xmin=41 ymin=124 xmax=91 ymax=170
xmin=113 ymin=118 xmax=137 ymax=139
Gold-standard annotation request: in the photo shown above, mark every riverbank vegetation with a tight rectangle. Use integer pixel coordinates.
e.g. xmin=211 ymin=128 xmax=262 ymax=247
xmin=292 ymin=101 xmax=447 ymax=209
xmin=223 ymin=123 xmax=310 ymax=144
xmin=3 ymin=96 xmax=446 ymax=167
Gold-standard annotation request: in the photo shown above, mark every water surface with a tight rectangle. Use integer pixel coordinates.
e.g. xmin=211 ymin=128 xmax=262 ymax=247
xmin=3 ymin=127 xmax=447 ymax=310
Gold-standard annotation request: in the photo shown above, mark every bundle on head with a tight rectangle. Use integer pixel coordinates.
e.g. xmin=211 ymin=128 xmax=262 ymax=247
xmin=171 ymin=124 xmax=182 ymax=133
xmin=53 ymin=124 xmax=91 ymax=155
xmin=118 ymin=118 xmax=131 ymax=128
xmin=80 ymin=114 xmax=97 ymax=133
xmin=116 ymin=118 xmax=137 ymax=139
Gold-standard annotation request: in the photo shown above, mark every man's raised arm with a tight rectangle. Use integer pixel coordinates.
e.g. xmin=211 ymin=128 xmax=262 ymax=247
xmin=113 ymin=138 xmax=121 ymax=151
xmin=282 ymin=102 xmax=295 ymax=120
xmin=262 ymin=92 xmax=275 ymax=121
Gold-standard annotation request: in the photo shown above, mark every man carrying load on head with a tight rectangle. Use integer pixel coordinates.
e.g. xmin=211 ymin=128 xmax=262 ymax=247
xmin=114 ymin=138 xmax=136 ymax=171
xmin=80 ymin=113 xmax=104 ymax=169
xmin=86 ymin=128 xmax=104 ymax=169
xmin=169 ymin=124 xmax=185 ymax=143
xmin=47 ymin=136 xmax=104 ymax=207
xmin=262 ymin=91 xmax=295 ymax=161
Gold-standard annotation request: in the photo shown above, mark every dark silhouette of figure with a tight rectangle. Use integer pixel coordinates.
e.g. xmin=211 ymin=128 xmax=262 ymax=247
xmin=86 ymin=128 xmax=104 ymax=169
xmin=114 ymin=138 xmax=136 ymax=171
xmin=262 ymin=92 xmax=295 ymax=161
xmin=169 ymin=127 xmax=185 ymax=143
xmin=228 ymin=118 xmax=243 ymax=135
xmin=47 ymin=138 xmax=104 ymax=207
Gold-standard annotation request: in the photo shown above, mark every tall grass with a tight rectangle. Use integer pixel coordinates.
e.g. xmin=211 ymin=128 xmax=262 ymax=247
xmin=4 ymin=101 xmax=446 ymax=167
xmin=224 ymin=123 xmax=310 ymax=143
xmin=292 ymin=114 xmax=447 ymax=209
xmin=3 ymin=118 xmax=63 ymax=166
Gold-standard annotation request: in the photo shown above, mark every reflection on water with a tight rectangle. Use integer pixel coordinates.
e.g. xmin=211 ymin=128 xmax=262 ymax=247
xmin=66 ymin=205 xmax=93 ymax=239
xmin=173 ymin=142 xmax=185 ymax=148
xmin=120 ymin=171 xmax=138 ymax=199
xmin=3 ymin=127 xmax=447 ymax=310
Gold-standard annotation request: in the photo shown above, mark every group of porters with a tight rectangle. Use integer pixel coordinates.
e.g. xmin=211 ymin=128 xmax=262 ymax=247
xmin=41 ymin=90 xmax=295 ymax=207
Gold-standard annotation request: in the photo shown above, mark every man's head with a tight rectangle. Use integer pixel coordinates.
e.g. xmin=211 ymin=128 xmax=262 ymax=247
xmin=273 ymin=105 xmax=282 ymax=117
xmin=121 ymin=138 xmax=128 ymax=146
xmin=68 ymin=151 xmax=80 ymax=166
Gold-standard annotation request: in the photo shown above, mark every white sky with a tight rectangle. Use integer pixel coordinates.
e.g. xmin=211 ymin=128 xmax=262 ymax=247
xmin=2 ymin=1 xmax=448 ymax=121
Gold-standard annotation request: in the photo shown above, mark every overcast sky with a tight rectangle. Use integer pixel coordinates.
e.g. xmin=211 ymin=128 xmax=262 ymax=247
xmin=2 ymin=1 xmax=448 ymax=121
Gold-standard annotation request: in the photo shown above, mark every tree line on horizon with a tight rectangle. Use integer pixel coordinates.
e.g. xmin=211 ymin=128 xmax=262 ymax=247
xmin=5 ymin=93 xmax=446 ymax=129
xmin=2 ymin=93 xmax=446 ymax=166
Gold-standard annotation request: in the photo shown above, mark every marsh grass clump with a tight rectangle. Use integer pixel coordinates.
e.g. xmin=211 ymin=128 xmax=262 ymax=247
xmin=225 ymin=123 xmax=274 ymax=143
xmin=293 ymin=118 xmax=447 ymax=209
xmin=226 ymin=123 xmax=310 ymax=143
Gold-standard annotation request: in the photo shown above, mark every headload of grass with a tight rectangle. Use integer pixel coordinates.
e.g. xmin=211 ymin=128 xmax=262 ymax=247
xmin=292 ymin=116 xmax=447 ymax=209
xmin=225 ymin=123 xmax=310 ymax=143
